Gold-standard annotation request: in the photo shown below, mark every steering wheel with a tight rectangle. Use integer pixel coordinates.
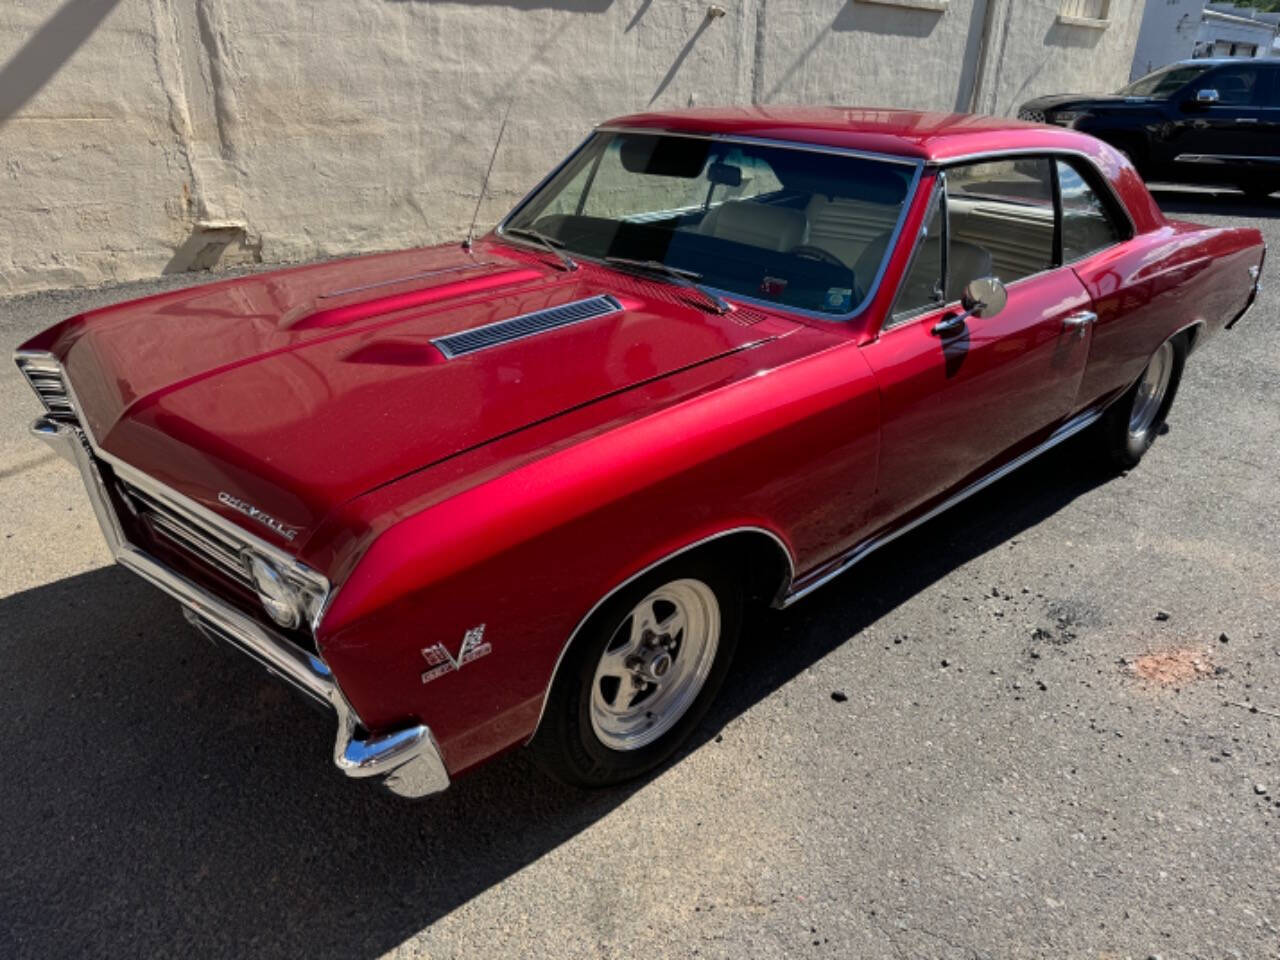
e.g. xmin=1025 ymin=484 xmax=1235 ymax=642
xmin=788 ymin=244 xmax=846 ymax=269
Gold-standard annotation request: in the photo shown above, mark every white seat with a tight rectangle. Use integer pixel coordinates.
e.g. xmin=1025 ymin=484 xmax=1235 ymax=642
xmin=804 ymin=195 xmax=902 ymax=267
xmin=699 ymin=200 xmax=808 ymax=252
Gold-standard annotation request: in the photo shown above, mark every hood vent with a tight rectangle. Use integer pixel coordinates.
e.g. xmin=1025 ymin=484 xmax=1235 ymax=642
xmin=433 ymin=294 xmax=622 ymax=358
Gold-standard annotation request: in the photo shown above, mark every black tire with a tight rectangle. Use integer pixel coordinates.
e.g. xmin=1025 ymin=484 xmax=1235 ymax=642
xmin=1095 ymin=334 xmax=1187 ymax=470
xmin=530 ymin=552 xmax=743 ymax=788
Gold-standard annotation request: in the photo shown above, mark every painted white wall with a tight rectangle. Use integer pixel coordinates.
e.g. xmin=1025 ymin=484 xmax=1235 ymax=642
xmin=0 ymin=0 xmax=1143 ymax=297
xmin=1197 ymin=6 xmax=1279 ymax=57
xmin=1131 ymin=0 xmax=1206 ymax=79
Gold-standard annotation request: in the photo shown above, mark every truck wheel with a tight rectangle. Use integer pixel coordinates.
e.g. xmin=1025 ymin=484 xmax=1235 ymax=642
xmin=1096 ymin=335 xmax=1186 ymax=470
xmin=531 ymin=555 xmax=742 ymax=788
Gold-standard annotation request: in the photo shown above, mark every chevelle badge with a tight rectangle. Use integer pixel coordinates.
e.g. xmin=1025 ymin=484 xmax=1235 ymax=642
xmin=216 ymin=491 xmax=299 ymax=541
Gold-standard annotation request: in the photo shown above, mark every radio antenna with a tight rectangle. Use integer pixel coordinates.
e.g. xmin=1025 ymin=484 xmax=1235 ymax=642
xmin=463 ymin=100 xmax=513 ymax=253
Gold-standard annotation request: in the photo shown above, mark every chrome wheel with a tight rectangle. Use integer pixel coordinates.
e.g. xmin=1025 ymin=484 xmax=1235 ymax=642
xmin=589 ymin=578 xmax=720 ymax=752
xmin=1129 ymin=341 xmax=1175 ymax=438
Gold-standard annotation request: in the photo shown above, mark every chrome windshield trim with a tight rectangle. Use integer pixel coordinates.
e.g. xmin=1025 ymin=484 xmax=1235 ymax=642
xmin=592 ymin=126 xmax=924 ymax=166
xmin=497 ymin=128 xmax=925 ymax=324
xmin=28 ymin=413 xmax=450 ymax=798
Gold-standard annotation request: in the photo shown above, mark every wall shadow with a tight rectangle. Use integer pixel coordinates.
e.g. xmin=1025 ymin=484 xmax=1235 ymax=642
xmin=0 ymin=435 xmax=1116 ymax=959
xmin=0 ymin=0 xmax=124 ymax=126
xmin=832 ymin=3 xmax=944 ymax=38
xmin=648 ymin=13 xmax=715 ymax=106
xmin=386 ymin=0 xmax=614 ymax=9
xmin=1044 ymin=20 xmax=1105 ymax=50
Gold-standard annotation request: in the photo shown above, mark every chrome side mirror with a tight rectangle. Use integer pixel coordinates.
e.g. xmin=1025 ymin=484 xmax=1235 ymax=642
xmin=932 ymin=276 xmax=1007 ymax=337
xmin=1195 ymin=88 xmax=1220 ymax=104
xmin=962 ymin=276 xmax=1008 ymax=317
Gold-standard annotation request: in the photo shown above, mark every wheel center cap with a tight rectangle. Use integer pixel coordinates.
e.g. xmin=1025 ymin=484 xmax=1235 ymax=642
xmin=645 ymin=650 xmax=673 ymax=681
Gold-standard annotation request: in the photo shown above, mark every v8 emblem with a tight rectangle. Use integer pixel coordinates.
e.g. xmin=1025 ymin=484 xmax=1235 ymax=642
xmin=420 ymin=625 xmax=491 ymax=684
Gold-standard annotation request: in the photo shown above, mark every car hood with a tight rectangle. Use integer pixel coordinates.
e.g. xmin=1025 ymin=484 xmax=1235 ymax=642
xmin=50 ymin=240 xmax=798 ymax=551
xmin=1021 ymin=93 xmax=1151 ymax=113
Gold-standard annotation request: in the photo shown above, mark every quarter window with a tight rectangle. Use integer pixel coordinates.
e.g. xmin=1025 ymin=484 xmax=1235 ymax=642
xmin=1057 ymin=159 xmax=1123 ymax=262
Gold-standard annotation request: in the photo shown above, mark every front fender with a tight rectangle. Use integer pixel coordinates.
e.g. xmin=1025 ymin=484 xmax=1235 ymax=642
xmin=312 ymin=334 xmax=879 ymax=775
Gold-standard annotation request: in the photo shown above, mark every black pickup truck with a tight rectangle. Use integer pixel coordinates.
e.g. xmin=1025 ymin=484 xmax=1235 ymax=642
xmin=1019 ymin=58 xmax=1280 ymax=199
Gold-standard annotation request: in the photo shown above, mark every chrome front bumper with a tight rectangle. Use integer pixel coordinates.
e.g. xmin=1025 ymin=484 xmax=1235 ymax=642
xmin=32 ymin=415 xmax=450 ymax=798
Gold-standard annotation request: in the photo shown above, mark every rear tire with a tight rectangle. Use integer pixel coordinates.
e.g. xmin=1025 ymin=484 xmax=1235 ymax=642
xmin=531 ymin=553 xmax=743 ymax=788
xmin=1095 ymin=335 xmax=1186 ymax=470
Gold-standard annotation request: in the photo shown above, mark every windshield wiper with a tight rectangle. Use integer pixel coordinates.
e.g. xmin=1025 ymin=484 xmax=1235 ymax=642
xmin=602 ymin=257 xmax=731 ymax=315
xmin=503 ymin=227 xmax=578 ymax=272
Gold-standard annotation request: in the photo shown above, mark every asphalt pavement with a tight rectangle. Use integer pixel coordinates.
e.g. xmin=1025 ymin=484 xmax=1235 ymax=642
xmin=1 ymin=186 xmax=1277 ymax=960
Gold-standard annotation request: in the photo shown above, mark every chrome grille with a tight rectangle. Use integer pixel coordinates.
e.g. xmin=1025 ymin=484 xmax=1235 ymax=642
xmin=15 ymin=353 xmax=77 ymax=420
xmin=433 ymin=294 xmax=622 ymax=358
xmin=1018 ymin=109 xmax=1047 ymax=124
xmin=117 ymin=479 xmax=254 ymax=590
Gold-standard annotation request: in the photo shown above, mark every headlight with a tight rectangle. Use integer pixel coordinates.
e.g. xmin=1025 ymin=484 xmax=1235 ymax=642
xmin=247 ymin=554 xmax=304 ymax=628
xmin=1050 ymin=111 xmax=1090 ymax=128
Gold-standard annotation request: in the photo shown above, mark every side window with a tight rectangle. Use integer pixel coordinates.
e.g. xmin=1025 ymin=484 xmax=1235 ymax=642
xmin=890 ymin=185 xmax=944 ymax=321
xmin=1206 ymin=66 xmax=1261 ymax=106
xmin=946 ymin=158 xmax=1055 ymax=289
xmin=1057 ymin=159 xmax=1124 ymax=262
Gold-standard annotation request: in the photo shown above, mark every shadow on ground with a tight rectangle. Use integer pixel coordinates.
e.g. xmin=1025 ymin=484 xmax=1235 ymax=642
xmin=0 ymin=438 xmax=1117 ymax=959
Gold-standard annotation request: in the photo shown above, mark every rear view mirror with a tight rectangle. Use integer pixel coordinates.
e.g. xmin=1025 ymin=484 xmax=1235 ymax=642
xmin=1195 ymin=88 xmax=1220 ymax=104
xmin=707 ymin=161 xmax=743 ymax=188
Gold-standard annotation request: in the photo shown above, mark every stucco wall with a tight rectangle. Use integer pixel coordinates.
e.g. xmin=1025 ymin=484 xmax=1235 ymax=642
xmin=0 ymin=0 xmax=1143 ymax=297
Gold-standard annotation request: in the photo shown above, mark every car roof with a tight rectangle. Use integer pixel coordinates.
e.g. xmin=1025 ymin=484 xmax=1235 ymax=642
xmin=601 ymin=106 xmax=1104 ymax=164
xmin=1166 ymin=58 xmax=1279 ymax=68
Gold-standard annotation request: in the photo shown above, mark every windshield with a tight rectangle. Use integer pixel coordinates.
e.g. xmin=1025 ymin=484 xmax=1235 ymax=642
xmin=1119 ymin=63 xmax=1214 ymax=98
xmin=500 ymin=131 xmax=917 ymax=317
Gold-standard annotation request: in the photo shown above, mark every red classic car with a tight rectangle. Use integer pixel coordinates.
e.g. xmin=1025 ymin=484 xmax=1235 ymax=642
xmin=16 ymin=108 xmax=1264 ymax=797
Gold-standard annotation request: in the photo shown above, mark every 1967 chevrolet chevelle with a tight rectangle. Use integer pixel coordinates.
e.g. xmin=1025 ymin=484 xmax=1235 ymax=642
xmin=16 ymin=108 xmax=1264 ymax=797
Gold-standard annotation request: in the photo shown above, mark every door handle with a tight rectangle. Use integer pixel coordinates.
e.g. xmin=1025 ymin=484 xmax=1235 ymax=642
xmin=1239 ymin=117 xmax=1260 ymax=124
xmin=1062 ymin=310 xmax=1096 ymax=338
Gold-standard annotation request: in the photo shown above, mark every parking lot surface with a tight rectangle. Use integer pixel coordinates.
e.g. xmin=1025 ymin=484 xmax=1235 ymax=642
xmin=1 ymin=186 xmax=1277 ymax=960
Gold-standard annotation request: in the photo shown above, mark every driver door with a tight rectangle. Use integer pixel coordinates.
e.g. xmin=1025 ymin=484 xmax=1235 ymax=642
xmin=860 ymin=158 xmax=1095 ymax=524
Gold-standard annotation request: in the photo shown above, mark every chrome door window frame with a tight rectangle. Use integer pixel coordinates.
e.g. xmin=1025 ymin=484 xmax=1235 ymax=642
xmin=879 ymin=148 xmax=1136 ymax=337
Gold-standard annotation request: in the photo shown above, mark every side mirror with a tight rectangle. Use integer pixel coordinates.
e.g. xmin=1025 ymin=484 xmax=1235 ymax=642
xmin=1195 ymin=88 xmax=1221 ymax=104
xmin=962 ymin=276 xmax=1008 ymax=317
xmin=932 ymin=276 xmax=1007 ymax=337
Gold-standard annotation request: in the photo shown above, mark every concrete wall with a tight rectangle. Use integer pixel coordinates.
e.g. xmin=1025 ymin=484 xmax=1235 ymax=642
xmin=0 ymin=0 xmax=1144 ymax=297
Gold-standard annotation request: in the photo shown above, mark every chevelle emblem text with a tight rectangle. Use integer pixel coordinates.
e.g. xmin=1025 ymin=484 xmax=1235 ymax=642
xmin=216 ymin=491 xmax=299 ymax=541
xmin=421 ymin=625 xmax=491 ymax=684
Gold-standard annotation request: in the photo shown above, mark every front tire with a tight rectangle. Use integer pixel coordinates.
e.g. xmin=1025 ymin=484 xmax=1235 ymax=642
xmin=1096 ymin=335 xmax=1186 ymax=470
xmin=531 ymin=555 xmax=742 ymax=788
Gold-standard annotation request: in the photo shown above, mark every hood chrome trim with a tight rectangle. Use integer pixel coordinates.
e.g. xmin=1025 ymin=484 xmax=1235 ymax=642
xmin=432 ymin=294 xmax=622 ymax=358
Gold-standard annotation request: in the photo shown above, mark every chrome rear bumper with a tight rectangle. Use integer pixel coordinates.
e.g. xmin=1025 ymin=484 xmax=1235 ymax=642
xmin=31 ymin=415 xmax=450 ymax=798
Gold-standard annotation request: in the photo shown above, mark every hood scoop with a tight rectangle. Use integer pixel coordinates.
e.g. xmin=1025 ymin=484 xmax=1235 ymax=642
xmin=432 ymin=294 xmax=622 ymax=358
